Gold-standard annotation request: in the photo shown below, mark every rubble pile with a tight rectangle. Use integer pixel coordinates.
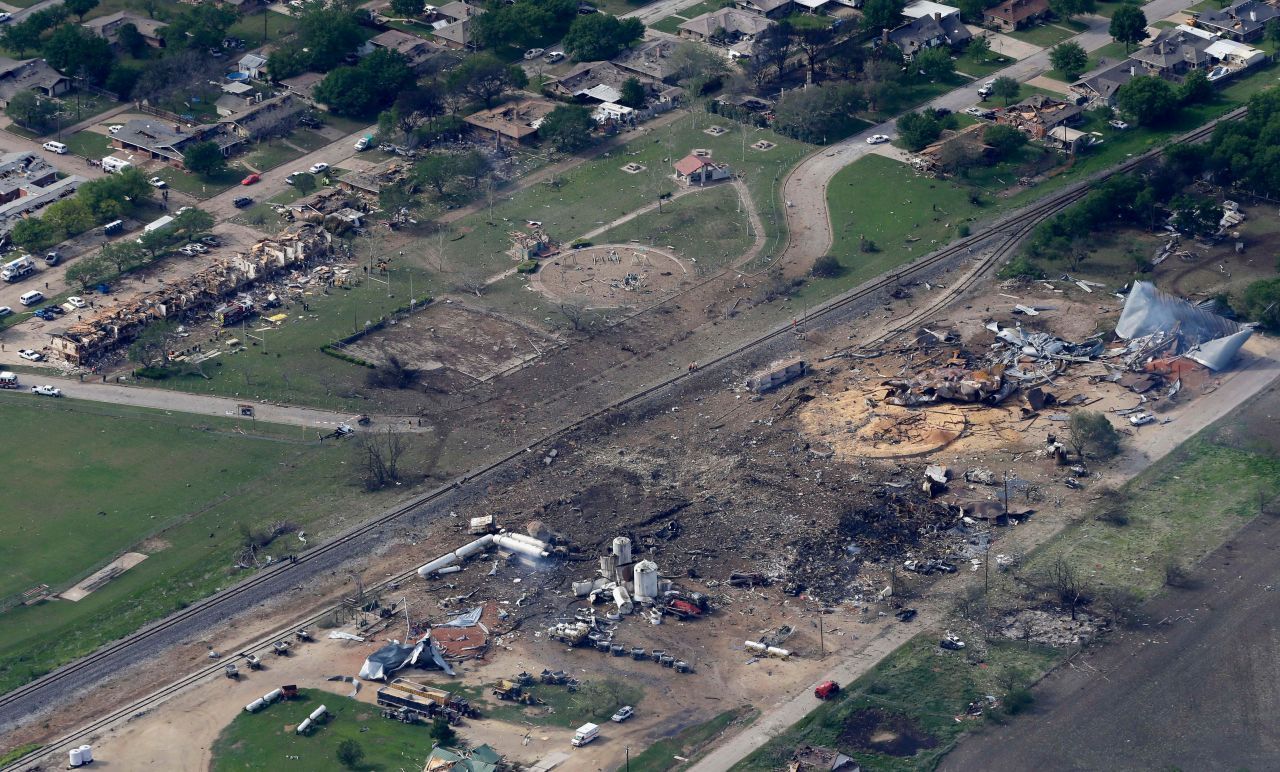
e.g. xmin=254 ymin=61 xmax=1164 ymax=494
xmin=998 ymin=607 xmax=1106 ymax=647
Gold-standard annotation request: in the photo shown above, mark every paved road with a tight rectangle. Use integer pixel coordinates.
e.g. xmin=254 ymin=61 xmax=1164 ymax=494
xmin=688 ymin=339 xmax=1280 ymax=772
xmin=777 ymin=0 xmax=1194 ymax=275
xmin=4 ymin=373 xmax=434 ymax=432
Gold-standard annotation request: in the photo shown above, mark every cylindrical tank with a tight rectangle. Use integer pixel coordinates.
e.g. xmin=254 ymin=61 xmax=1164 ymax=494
xmin=633 ymin=560 xmax=659 ymax=602
xmin=310 ymin=705 xmax=327 ymax=721
xmin=492 ymin=534 xmax=548 ymax=558
xmin=599 ymin=554 xmax=617 ymax=577
xmin=613 ymin=584 xmax=633 ymax=614
xmin=263 ymin=688 xmax=282 ymax=703
xmin=80 ymin=745 xmax=94 ymax=763
xmin=612 ymin=537 xmax=632 ymax=565
xmin=417 ymin=553 xmax=458 ymax=577
xmin=436 ymin=565 xmax=462 ymax=575
xmin=245 ymin=698 xmax=266 ymax=712
xmin=766 ymin=646 xmax=791 ymax=659
xmin=454 ymin=534 xmax=495 ymax=559
xmin=503 ymin=532 xmax=550 ymax=550
xmin=296 ymin=718 xmax=312 ymax=734
xmin=744 ymin=641 xmax=768 ymax=654
xmin=69 ymin=748 xmax=84 ymax=768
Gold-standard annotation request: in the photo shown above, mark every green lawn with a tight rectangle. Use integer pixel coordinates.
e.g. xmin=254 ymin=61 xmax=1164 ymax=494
xmin=484 ymin=679 xmax=642 ymax=729
xmin=650 ymin=14 xmax=688 ymax=34
xmin=1006 ymin=22 xmax=1077 ymax=48
xmin=155 ymin=165 xmax=247 ymax=199
xmin=1047 ymin=40 xmax=1130 ymax=82
xmin=212 ymin=689 xmax=435 ymax=771
xmin=629 ymin=707 xmax=758 ymax=772
xmin=955 ymin=53 xmax=1016 ymax=81
xmin=0 ymin=396 xmax=417 ymax=693
xmin=61 ymin=130 xmax=112 ymax=160
xmin=228 ymin=10 xmax=300 ymax=47
xmin=291 ymin=128 xmax=334 ymax=152
xmin=733 ymin=637 xmax=1061 ymax=772
xmin=593 ymin=183 xmax=756 ymax=272
xmin=241 ymin=138 xmax=308 ymax=173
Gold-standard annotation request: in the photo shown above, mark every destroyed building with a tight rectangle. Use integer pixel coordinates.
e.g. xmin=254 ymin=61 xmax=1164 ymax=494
xmin=1113 ymin=280 xmax=1252 ymax=371
xmin=50 ymin=225 xmax=330 ymax=365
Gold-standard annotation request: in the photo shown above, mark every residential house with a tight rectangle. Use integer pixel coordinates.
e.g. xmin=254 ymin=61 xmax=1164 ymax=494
xmin=0 ymin=175 xmax=83 ymax=239
xmin=0 ymin=151 xmax=58 ymax=205
xmin=1045 ymin=125 xmax=1091 ymax=153
xmin=983 ymin=0 xmax=1049 ymax=32
xmin=611 ymin=37 xmax=682 ymax=82
xmin=1071 ymin=59 xmax=1138 ymax=107
xmin=788 ymin=745 xmax=860 ymax=772
xmin=885 ymin=12 xmax=972 ymax=59
xmin=0 ymin=58 xmax=70 ymax=107
xmin=238 ymin=53 xmax=268 ymax=79
xmin=678 ymin=8 xmax=776 ymax=58
xmin=432 ymin=1 xmax=483 ymax=49
xmin=83 ymin=11 xmax=167 ymax=47
xmin=919 ymin=123 xmax=995 ymax=170
xmin=368 ymin=29 xmax=441 ymax=72
xmin=1204 ymin=36 xmax=1268 ymax=69
xmin=220 ymin=93 xmax=305 ymax=140
xmin=464 ymin=98 xmax=558 ymax=143
xmin=902 ymin=0 xmax=960 ymax=19
xmin=1129 ymin=28 xmax=1214 ymax=76
xmin=423 ymin=744 xmax=501 ymax=772
xmin=673 ymin=153 xmax=732 ymax=185
xmin=995 ymin=94 xmax=1083 ymax=139
xmin=1195 ymin=0 xmax=1280 ymax=42
xmin=733 ymin=0 xmax=794 ymax=19
xmin=337 ymin=169 xmax=383 ymax=198
xmin=280 ymin=72 xmax=325 ymax=102
xmin=111 ymin=119 xmax=234 ymax=167
xmin=547 ymin=61 xmax=656 ymax=103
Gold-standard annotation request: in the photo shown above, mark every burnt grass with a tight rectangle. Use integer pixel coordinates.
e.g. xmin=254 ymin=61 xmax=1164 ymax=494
xmin=839 ymin=707 xmax=938 ymax=757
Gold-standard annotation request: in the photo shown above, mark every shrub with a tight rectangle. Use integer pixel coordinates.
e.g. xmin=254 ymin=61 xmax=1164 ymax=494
xmin=1004 ymin=687 xmax=1035 ymax=715
xmin=516 ymin=259 xmax=539 ymax=274
xmin=999 ymin=255 xmax=1043 ymax=280
xmin=810 ymin=254 xmax=843 ymax=279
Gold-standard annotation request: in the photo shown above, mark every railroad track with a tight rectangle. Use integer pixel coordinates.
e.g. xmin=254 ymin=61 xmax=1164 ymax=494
xmin=0 ymin=105 xmax=1244 ymax=772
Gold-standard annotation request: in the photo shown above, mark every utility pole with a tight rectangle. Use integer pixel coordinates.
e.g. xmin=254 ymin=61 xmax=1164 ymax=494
xmin=625 ymin=747 xmax=630 ymax=772
xmin=818 ymin=610 xmax=825 ymax=659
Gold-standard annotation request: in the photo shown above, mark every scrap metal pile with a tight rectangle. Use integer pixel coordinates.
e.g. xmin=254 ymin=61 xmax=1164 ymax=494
xmin=50 ymin=225 xmax=330 ymax=365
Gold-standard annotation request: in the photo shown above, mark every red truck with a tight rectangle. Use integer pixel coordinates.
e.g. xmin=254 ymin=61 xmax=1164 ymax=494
xmin=814 ymin=681 xmax=840 ymax=700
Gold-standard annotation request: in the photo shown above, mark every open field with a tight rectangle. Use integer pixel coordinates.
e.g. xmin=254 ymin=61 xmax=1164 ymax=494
xmin=0 ymin=395 xmax=425 ymax=694
xmin=211 ymin=689 xmax=433 ymax=771
xmin=593 ymin=184 xmax=755 ymax=272
xmin=1006 ymin=22 xmax=1078 ymax=48
xmin=628 ymin=707 xmax=758 ymax=772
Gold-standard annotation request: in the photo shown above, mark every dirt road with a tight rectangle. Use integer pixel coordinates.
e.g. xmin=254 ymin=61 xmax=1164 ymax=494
xmin=688 ymin=337 xmax=1280 ymax=772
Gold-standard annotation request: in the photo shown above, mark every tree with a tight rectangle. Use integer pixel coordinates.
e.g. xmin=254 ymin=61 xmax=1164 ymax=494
xmin=390 ymin=0 xmax=425 ymax=17
xmin=862 ymin=0 xmax=905 ymax=32
xmin=1110 ymin=5 xmax=1147 ymax=52
xmin=315 ymin=50 xmax=415 ymax=117
xmin=1041 ymin=557 xmax=1090 ymax=620
xmin=897 ymin=109 xmax=944 ymax=151
xmin=267 ymin=46 xmax=311 ymax=81
xmin=1049 ymin=0 xmax=1095 ymax=21
xmin=116 ymin=22 xmax=148 ymax=58
xmin=174 ymin=208 xmax=215 ymax=237
xmin=44 ymin=198 xmax=94 ymax=237
xmin=956 ymin=0 xmax=986 ymax=22
xmin=757 ymin=23 xmax=793 ymax=80
xmin=295 ymin=5 xmax=364 ymax=71
xmin=914 ymin=46 xmax=954 ymax=82
xmin=292 ymin=172 xmax=317 ymax=195
xmin=810 ymin=254 xmax=843 ymax=278
xmin=355 ymin=429 xmax=408 ymax=490
xmin=183 ymin=141 xmax=227 ymax=178
xmin=991 ymin=75 xmax=1020 ymax=105
xmin=1268 ymin=18 xmax=1280 ymax=48
xmin=415 ymin=152 xmax=462 ymax=196
xmin=666 ymin=42 xmax=728 ymax=97
xmin=164 ymin=3 xmax=236 ymax=50
xmin=43 ymin=25 xmax=115 ymax=84
xmin=1049 ymin=41 xmax=1088 ymax=81
xmin=1239 ymin=277 xmax=1280 ymax=332
xmin=454 ymin=150 xmax=490 ymax=189
xmin=967 ymin=35 xmax=991 ymax=62
xmin=983 ymin=123 xmax=1026 ymax=159
xmin=1178 ymin=67 xmax=1212 ymax=105
xmin=619 ymin=77 xmax=645 ymax=108
xmin=66 ymin=254 xmax=112 ymax=290
xmin=5 ymin=91 xmax=57 ymax=132
xmin=100 ymin=241 xmax=145 ymax=273
xmin=64 ymin=0 xmax=98 ymax=21
xmin=1169 ymin=193 xmax=1219 ymax=237
xmin=446 ymin=53 xmax=527 ymax=107
xmin=539 ymin=105 xmax=596 ymax=152
xmin=1067 ymin=410 xmax=1121 ymax=459
xmin=1116 ymin=75 xmax=1177 ymax=125
xmin=10 ymin=218 xmax=57 ymax=251
xmin=138 ymin=228 xmax=171 ymax=260
xmin=429 ymin=715 xmax=457 ymax=747
xmin=772 ymin=83 xmax=863 ymax=143
xmin=106 ymin=64 xmax=141 ymax=98
xmin=3 ymin=19 xmax=44 ymax=57
xmin=562 ymin=13 xmax=643 ymax=61
xmin=793 ymin=25 xmax=833 ymax=83
xmin=336 ymin=739 xmax=365 ymax=769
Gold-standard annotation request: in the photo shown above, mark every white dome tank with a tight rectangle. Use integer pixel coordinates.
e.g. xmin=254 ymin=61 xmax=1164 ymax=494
xmin=79 ymin=745 xmax=94 ymax=763
xmin=633 ymin=560 xmax=659 ymax=602
xmin=69 ymin=748 xmax=83 ymax=767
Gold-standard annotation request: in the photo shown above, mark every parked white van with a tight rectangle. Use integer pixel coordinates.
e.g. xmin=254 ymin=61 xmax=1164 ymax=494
xmin=42 ymin=141 xmax=67 ymax=154
xmin=19 ymin=290 xmax=44 ymax=306
xmin=101 ymin=156 xmax=132 ymax=174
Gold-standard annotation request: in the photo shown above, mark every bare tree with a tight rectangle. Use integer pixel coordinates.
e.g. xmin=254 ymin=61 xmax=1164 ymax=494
xmin=1042 ymin=557 xmax=1090 ymax=620
xmin=559 ymin=302 xmax=592 ymax=332
xmin=455 ymin=279 xmax=486 ymax=298
xmin=355 ymin=429 xmax=409 ymax=490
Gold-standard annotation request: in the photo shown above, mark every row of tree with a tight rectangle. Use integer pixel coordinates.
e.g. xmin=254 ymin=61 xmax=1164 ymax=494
xmin=66 ymin=208 xmax=215 ymax=290
xmin=10 ymin=168 xmax=154 ymax=252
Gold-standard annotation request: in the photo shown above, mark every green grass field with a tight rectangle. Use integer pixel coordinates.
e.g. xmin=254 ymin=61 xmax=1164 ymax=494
xmin=593 ymin=183 xmax=756 ymax=272
xmin=61 ymin=130 xmax=112 ymax=160
xmin=156 ymin=164 xmax=248 ymax=199
xmin=241 ymin=138 xmax=308 ymax=173
xmin=211 ymin=689 xmax=434 ymax=771
xmin=229 ymin=10 xmax=301 ymax=47
xmin=0 ymin=395 xmax=419 ymax=693
xmin=1006 ymin=22 xmax=1077 ymax=48
xmin=628 ymin=707 xmax=758 ymax=772
xmin=484 ymin=679 xmax=642 ymax=728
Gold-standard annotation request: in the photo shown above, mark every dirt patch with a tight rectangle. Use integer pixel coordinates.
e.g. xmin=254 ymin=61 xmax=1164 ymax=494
xmin=344 ymin=302 xmax=556 ymax=383
xmin=138 ymin=537 xmax=172 ymax=553
xmin=59 ymin=553 xmax=149 ymax=602
xmin=840 ymin=707 xmax=938 ymax=757
xmin=530 ymin=245 xmax=690 ymax=308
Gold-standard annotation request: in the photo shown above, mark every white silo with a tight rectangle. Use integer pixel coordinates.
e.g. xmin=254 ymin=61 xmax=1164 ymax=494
xmin=612 ymin=537 xmax=633 ymax=565
xmin=79 ymin=745 xmax=94 ymax=763
xmin=633 ymin=560 xmax=659 ymax=602
xmin=69 ymin=748 xmax=83 ymax=767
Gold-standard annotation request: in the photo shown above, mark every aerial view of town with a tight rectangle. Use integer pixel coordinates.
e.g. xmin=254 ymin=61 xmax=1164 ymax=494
xmin=1 ymin=0 xmax=1279 ymax=768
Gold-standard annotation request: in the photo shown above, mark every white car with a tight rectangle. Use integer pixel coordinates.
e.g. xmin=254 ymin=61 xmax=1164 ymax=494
xmin=544 ymin=51 xmax=564 ymax=63
xmin=67 ymin=296 xmax=86 ymax=309
xmin=0 ymin=12 xmax=12 ymax=23
xmin=17 ymin=349 xmax=43 ymax=361
xmin=179 ymin=245 xmax=199 ymax=256
xmin=189 ymin=242 xmax=208 ymax=253
xmin=148 ymin=176 xmax=167 ymax=188
xmin=865 ymin=134 xmax=890 ymax=145
xmin=1108 ymin=119 xmax=1129 ymax=130
xmin=523 ymin=48 xmax=545 ymax=60
xmin=108 ymin=124 xmax=123 ymax=134
xmin=0 ymin=305 xmax=11 ymax=317
xmin=31 ymin=384 xmax=62 ymax=397
xmin=611 ymin=705 xmax=634 ymax=722
xmin=1128 ymin=411 xmax=1155 ymax=426
xmin=308 ymin=162 xmax=330 ymax=174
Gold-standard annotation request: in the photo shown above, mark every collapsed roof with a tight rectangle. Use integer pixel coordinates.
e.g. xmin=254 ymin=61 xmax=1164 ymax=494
xmin=1115 ymin=281 xmax=1252 ymax=370
xmin=358 ymin=636 xmax=454 ymax=681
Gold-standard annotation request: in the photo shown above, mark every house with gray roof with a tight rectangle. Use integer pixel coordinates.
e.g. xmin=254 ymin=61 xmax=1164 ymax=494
xmin=884 ymin=12 xmax=971 ymax=59
xmin=1071 ymin=60 xmax=1139 ymax=107
xmin=1129 ymin=28 xmax=1214 ymax=75
xmin=1195 ymin=0 xmax=1279 ymax=42
xmin=0 ymin=58 xmax=70 ymax=107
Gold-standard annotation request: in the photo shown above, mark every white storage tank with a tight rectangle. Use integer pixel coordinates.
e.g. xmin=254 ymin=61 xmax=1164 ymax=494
xmin=245 ymin=698 xmax=266 ymax=713
xmin=263 ymin=688 xmax=282 ymax=703
xmin=69 ymin=748 xmax=84 ymax=767
xmin=310 ymin=705 xmax=327 ymax=721
xmin=612 ymin=584 xmax=634 ymax=615
xmin=612 ymin=537 xmax=632 ymax=565
xmin=296 ymin=718 xmax=312 ymax=734
xmin=79 ymin=745 xmax=94 ymax=763
xmin=633 ymin=560 xmax=659 ymax=602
